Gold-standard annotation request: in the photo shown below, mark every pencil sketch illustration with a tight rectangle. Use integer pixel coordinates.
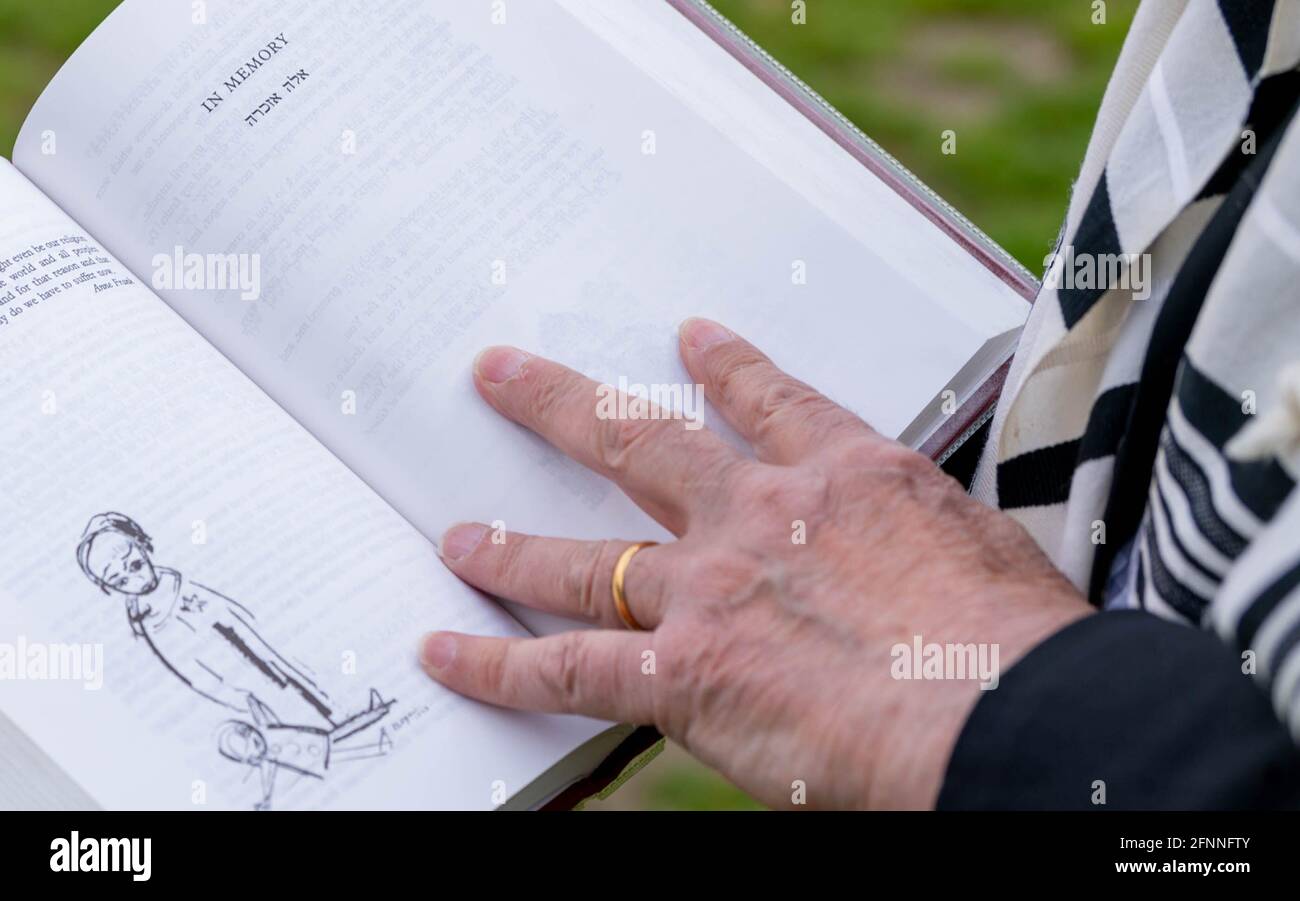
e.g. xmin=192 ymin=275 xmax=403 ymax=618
xmin=75 ymin=512 xmax=395 ymax=809
xmin=217 ymin=694 xmax=393 ymax=811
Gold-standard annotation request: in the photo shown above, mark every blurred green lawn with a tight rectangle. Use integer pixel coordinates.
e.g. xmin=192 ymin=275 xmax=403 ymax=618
xmin=0 ymin=0 xmax=118 ymax=153
xmin=0 ymin=0 xmax=1135 ymax=809
xmin=707 ymin=0 xmax=1138 ymax=271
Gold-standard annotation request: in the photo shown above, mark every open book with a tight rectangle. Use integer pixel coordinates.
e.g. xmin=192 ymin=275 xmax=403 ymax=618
xmin=0 ymin=0 xmax=1035 ymax=810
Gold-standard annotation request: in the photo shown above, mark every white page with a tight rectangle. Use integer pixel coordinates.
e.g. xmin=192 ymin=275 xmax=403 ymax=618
xmin=556 ymin=0 xmax=1030 ymax=339
xmin=14 ymin=0 xmax=1026 ymax=634
xmin=0 ymin=160 xmax=609 ymax=810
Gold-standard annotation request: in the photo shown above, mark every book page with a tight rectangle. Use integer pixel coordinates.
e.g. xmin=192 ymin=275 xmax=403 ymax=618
xmin=13 ymin=0 xmax=1027 ymax=633
xmin=0 ymin=159 xmax=609 ymax=809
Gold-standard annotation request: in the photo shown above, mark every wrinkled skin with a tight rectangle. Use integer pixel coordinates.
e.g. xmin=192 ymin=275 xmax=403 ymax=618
xmin=420 ymin=317 xmax=1092 ymax=809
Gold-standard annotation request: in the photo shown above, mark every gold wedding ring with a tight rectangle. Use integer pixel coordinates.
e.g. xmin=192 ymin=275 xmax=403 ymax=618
xmin=611 ymin=542 xmax=657 ymax=631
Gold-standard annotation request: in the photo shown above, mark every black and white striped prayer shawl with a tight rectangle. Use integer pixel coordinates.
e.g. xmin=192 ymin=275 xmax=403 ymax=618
xmin=970 ymin=1 xmax=1300 ymax=739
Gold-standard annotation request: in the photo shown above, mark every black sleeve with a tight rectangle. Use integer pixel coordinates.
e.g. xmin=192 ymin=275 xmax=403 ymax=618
xmin=936 ymin=610 xmax=1300 ymax=809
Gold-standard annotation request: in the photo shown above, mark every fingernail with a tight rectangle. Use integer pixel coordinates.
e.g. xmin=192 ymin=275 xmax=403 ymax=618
xmin=475 ymin=346 xmax=529 ymax=384
xmin=421 ymin=633 xmax=458 ymax=669
xmin=441 ymin=523 xmax=488 ymax=561
xmin=681 ymin=317 xmax=734 ymax=351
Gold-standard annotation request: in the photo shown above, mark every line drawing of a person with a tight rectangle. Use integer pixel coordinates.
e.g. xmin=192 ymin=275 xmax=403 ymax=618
xmin=75 ymin=512 xmax=393 ymax=742
xmin=217 ymin=695 xmax=393 ymax=810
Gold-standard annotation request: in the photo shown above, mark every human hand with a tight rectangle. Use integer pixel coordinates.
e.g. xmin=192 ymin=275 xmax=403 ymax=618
xmin=421 ymin=317 xmax=1091 ymax=808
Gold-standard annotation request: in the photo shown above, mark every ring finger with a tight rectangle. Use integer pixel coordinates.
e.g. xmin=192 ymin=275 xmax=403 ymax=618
xmin=439 ymin=522 xmax=674 ymax=629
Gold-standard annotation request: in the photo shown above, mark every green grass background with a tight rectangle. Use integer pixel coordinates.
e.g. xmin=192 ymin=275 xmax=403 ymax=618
xmin=0 ymin=0 xmax=1136 ymax=808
